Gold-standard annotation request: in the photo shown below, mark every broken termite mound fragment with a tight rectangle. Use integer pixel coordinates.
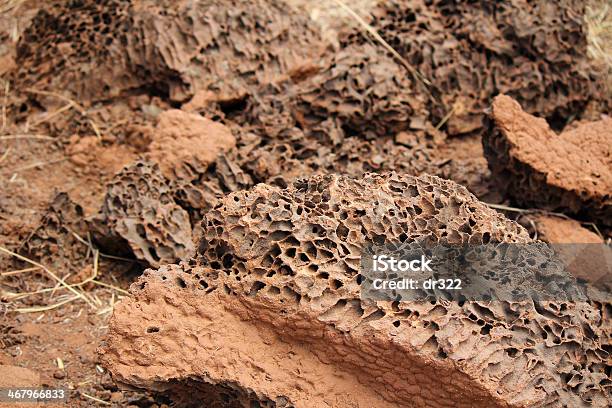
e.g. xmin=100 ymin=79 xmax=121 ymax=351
xmin=294 ymin=42 xmax=430 ymax=139
xmin=12 ymin=0 xmax=325 ymax=105
xmin=147 ymin=109 xmax=251 ymax=221
xmin=90 ymin=111 xmax=247 ymax=267
xmin=523 ymin=214 xmax=603 ymax=246
xmin=23 ymin=192 xmax=91 ymax=274
xmin=94 ymin=160 xmax=194 ymax=268
xmin=101 ymin=173 xmax=609 ymax=407
xmin=484 ymin=94 xmax=612 ymax=226
xmin=147 ymin=109 xmax=236 ymax=181
xmin=359 ymin=0 xmax=609 ymax=136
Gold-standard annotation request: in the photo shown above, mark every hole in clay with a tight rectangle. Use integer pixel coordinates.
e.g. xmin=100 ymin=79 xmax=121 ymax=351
xmin=361 ymin=309 xmax=385 ymax=324
xmin=222 ymin=254 xmax=234 ymax=268
xmin=336 ymin=224 xmax=349 ymax=240
xmin=249 ymin=281 xmax=266 ymax=296
xmin=176 ymin=277 xmax=187 ymax=288
xmin=330 ymin=279 xmax=343 ymax=290
xmin=148 ymin=247 xmax=160 ymax=263
xmin=279 ymin=265 xmax=295 ymax=276
xmin=506 ymin=348 xmax=519 ymax=357
xmin=393 ymin=320 xmax=401 ymax=327
xmin=282 ymin=286 xmax=301 ymax=303
xmin=219 ymin=96 xmax=248 ymax=116
xmin=482 ymin=232 xmax=491 ymax=244
xmin=146 ymin=327 xmax=160 ymax=334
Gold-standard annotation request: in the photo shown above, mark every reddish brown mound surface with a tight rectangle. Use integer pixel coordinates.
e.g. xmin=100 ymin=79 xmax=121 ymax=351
xmin=96 ymin=160 xmax=194 ymax=267
xmin=522 ymin=214 xmax=610 ymax=288
xmin=22 ymin=193 xmax=90 ymax=275
xmin=147 ymin=109 xmax=236 ymax=180
xmin=484 ymin=95 xmax=612 ymax=225
xmin=526 ymin=215 xmax=603 ymax=245
xmin=354 ymin=0 xmax=609 ymax=135
xmin=294 ymin=42 xmax=429 ymax=139
xmin=100 ymin=173 xmax=609 ymax=407
xmin=12 ymin=0 xmax=325 ymax=104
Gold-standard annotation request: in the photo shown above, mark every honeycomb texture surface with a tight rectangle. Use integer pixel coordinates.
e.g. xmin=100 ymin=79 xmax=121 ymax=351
xmin=347 ymin=0 xmax=610 ymax=135
xmin=12 ymin=0 xmax=325 ymax=103
xmin=293 ymin=42 xmax=430 ymax=139
xmin=99 ymin=160 xmax=194 ymax=267
xmin=101 ymin=173 xmax=610 ymax=407
xmin=23 ymin=192 xmax=90 ymax=274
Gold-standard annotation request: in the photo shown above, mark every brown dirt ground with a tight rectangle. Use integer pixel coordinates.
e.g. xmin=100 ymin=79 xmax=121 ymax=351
xmin=0 ymin=1 xmax=381 ymax=406
xmin=0 ymin=0 xmax=610 ymax=407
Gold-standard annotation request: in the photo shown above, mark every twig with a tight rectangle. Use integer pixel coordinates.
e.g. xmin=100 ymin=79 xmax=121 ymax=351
xmin=49 ymin=273 xmax=69 ymax=300
xmin=0 ymin=147 xmax=12 ymax=165
xmin=80 ymin=392 xmax=111 ymax=405
xmin=25 ymin=88 xmax=86 ymax=114
xmin=0 ymin=246 xmax=96 ymax=308
xmin=31 ymin=103 xmax=74 ymax=127
xmin=25 ymin=88 xmax=104 ymax=137
xmin=581 ymin=221 xmax=605 ymax=241
xmin=91 ymin=280 xmax=129 ymax=296
xmin=0 ymin=134 xmax=55 ymax=141
xmin=70 ymin=230 xmax=141 ymax=263
xmin=1 ymin=80 xmax=8 ymax=132
xmin=485 ymin=203 xmax=529 ymax=213
xmin=0 ymin=266 xmax=40 ymax=276
xmin=89 ymin=119 xmax=102 ymax=141
xmin=435 ymin=104 xmax=456 ymax=131
xmin=330 ymin=0 xmax=431 ymax=87
xmin=9 ymin=157 xmax=67 ymax=172
xmin=4 ymin=264 xmax=125 ymax=299
xmin=15 ymin=295 xmax=80 ymax=313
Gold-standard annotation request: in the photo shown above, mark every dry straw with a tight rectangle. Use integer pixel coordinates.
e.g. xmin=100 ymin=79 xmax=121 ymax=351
xmin=586 ymin=0 xmax=612 ymax=93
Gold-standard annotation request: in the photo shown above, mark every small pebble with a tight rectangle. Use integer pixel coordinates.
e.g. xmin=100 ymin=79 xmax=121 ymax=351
xmin=53 ymin=370 xmax=66 ymax=379
xmin=110 ymin=391 xmax=123 ymax=402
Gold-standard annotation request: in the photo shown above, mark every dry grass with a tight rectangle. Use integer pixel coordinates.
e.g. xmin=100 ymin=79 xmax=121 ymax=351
xmin=586 ymin=0 xmax=612 ymax=93
xmin=283 ymin=0 xmax=378 ymax=46
xmin=0 ymin=238 xmax=129 ymax=314
xmin=330 ymin=0 xmax=430 ymax=88
xmin=0 ymin=0 xmax=26 ymax=16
